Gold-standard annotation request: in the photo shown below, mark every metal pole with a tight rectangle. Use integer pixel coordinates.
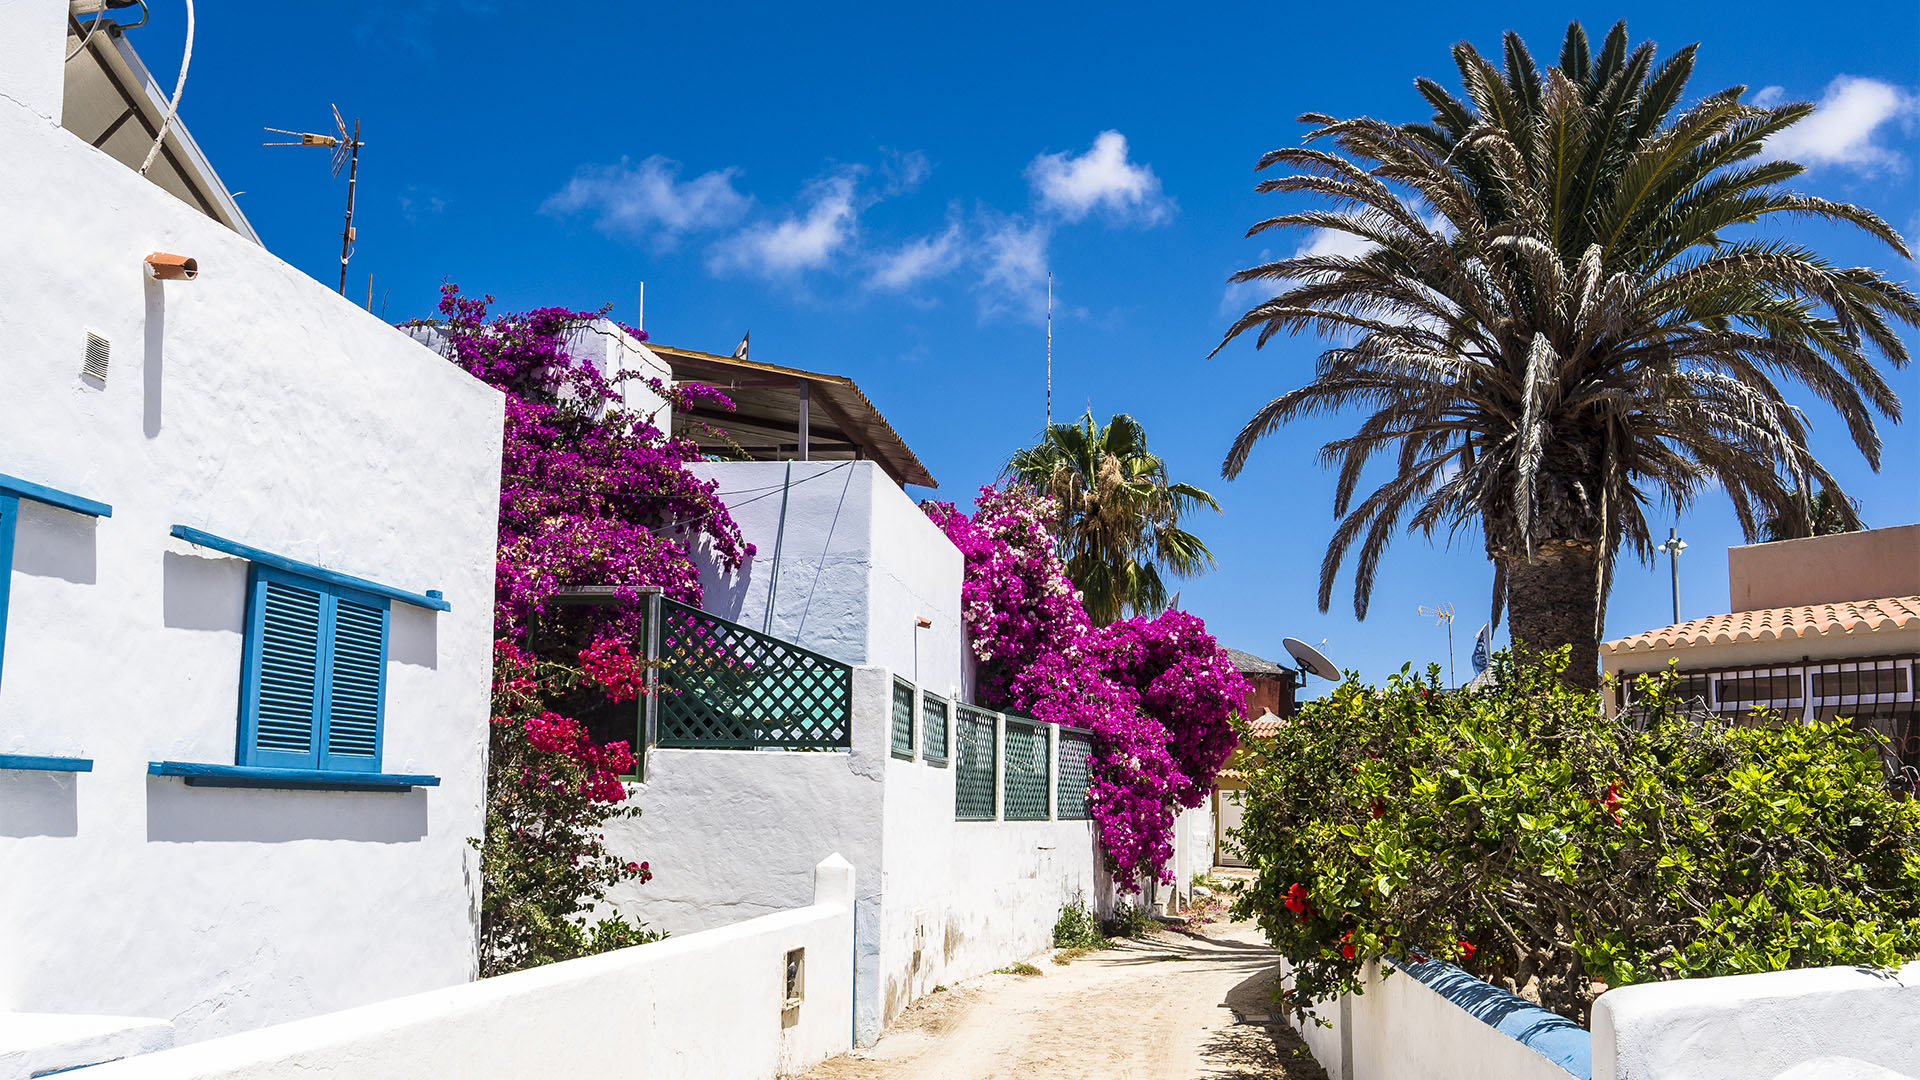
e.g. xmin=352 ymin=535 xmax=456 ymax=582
xmin=796 ymin=380 xmax=810 ymax=461
xmin=1045 ymin=272 xmax=1052 ymax=428
xmin=337 ymin=118 xmax=360 ymax=295
xmin=1667 ymin=528 xmax=1681 ymax=625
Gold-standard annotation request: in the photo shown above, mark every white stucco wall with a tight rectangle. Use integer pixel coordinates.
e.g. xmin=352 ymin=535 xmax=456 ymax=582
xmin=564 ymin=319 xmax=672 ymax=428
xmin=76 ymin=857 xmax=857 ymax=1080
xmin=1291 ymin=959 xmax=1588 ymax=1080
xmin=605 ymin=666 xmax=890 ymax=1043
xmin=0 ymin=0 xmax=63 ymax=122
xmin=863 ymin=472 xmax=964 ymax=694
xmin=683 ymin=460 xmax=963 ymax=699
xmin=0 ymin=53 xmax=504 ymax=1045
xmin=608 ymin=661 xmax=1109 ymax=1046
xmin=876 ymin=746 xmax=1108 ymax=1027
xmin=1592 ymin=961 xmax=1920 ymax=1080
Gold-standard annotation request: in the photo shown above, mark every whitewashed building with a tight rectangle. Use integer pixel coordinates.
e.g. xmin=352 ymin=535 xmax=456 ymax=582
xmin=0 ymin=0 xmax=504 ymax=1066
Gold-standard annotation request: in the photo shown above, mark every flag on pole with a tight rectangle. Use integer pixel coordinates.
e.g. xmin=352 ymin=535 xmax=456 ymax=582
xmin=1471 ymin=623 xmax=1492 ymax=674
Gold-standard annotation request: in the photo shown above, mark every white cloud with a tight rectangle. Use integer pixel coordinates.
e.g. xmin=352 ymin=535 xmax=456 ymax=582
xmin=1752 ymin=85 xmax=1787 ymax=109
xmin=881 ymin=149 xmax=932 ymax=196
xmin=869 ymin=218 xmax=963 ymax=291
xmin=1763 ymin=76 xmax=1919 ymax=174
xmin=708 ymin=171 xmax=861 ymax=276
xmin=1296 ymin=228 xmax=1376 ymax=260
xmin=1026 ymin=131 xmax=1173 ymax=224
xmin=543 ymin=155 xmax=750 ymax=241
xmin=976 ymin=215 xmax=1053 ymax=320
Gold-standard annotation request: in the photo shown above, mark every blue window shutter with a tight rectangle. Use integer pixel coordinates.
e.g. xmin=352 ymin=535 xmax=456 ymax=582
xmin=320 ymin=592 xmax=387 ymax=772
xmin=239 ymin=568 xmax=325 ymax=769
xmin=0 ymin=495 xmax=16 ymax=694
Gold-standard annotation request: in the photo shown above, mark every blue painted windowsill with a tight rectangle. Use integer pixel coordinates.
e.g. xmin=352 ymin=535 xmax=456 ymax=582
xmin=148 ymin=761 xmax=440 ymax=792
xmin=0 ymin=753 xmax=93 ymax=772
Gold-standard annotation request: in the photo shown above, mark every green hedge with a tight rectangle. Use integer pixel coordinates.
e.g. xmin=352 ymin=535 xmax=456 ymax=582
xmin=1230 ymin=649 xmax=1920 ymax=1025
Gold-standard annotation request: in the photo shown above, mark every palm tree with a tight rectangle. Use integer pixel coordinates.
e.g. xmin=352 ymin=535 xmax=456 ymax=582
xmin=1006 ymin=411 xmax=1221 ymax=625
xmin=1213 ymin=21 xmax=1916 ymax=687
xmin=1759 ymin=485 xmax=1863 ymax=542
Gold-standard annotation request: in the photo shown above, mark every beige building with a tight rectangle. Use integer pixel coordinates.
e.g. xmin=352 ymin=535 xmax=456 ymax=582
xmin=1601 ymin=524 xmax=1920 ymax=776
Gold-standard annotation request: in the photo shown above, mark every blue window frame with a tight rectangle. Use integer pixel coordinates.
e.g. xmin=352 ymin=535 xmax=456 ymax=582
xmin=238 ymin=564 xmax=390 ymax=774
xmin=0 ymin=472 xmax=114 ymax=695
xmin=0 ymin=495 xmax=17 ymax=695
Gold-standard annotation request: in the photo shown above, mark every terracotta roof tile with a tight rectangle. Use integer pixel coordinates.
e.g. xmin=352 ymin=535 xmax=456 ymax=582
xmin=1602 ymin=596 xmax=1920 ymax=654
xmin=1246 ymin=710 xmax=1285 ymax=737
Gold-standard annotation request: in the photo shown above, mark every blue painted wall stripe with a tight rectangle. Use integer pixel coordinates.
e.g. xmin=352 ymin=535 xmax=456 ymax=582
xmin=0 ymin=753 xmax=93 ymax=772
xmin=170 ymin=525 xmax=450 ymax=611
xmin=0 ymin=472 xmax=112 ymax=518
xmin=1387 ymin=957 xmax=1592 ymax=1079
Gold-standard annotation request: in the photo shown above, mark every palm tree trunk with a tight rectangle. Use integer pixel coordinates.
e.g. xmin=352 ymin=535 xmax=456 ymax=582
xmin=1503 ymin=540 xmax=1602 ymax=690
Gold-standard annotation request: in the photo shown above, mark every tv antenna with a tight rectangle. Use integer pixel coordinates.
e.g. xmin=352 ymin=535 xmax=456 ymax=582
xmin=1282 ymin=636 xmax=1342 ymax=687
xmin=1417 ymin=603 xmax=1457 ymax=688
xmin=265 ymin=105 xmax=363 ymax=295
xmin=1045 ymin=271 xmax=1053 ymax=427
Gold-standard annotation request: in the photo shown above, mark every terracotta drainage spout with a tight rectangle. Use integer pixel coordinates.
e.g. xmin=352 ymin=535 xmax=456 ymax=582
xmin=145 ymin=252 xmax=198 ymax=281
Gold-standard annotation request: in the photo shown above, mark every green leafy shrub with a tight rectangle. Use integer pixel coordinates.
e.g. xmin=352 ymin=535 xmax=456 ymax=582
xmin=1232 ymin=649 xmax=1920 ymax=1025
xmin=1053 ymin=900 xmax=1109 ymax=950
xmin=1105 ymin=902 xmax=1161 ymax=940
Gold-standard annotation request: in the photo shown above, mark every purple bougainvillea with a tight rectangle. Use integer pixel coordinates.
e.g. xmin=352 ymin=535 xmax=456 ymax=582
xmin=428 ymin=284 xmax=751 ymax=646
xmin=926 ymin=486 xmax=1248 ymax=888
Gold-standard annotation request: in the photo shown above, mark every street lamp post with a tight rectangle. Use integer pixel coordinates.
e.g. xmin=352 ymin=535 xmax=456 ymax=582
xmin=1656 ymin=527 xmax=1688 ymax=624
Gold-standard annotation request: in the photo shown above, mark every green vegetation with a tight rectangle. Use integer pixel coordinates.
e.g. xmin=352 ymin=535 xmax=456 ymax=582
xmin=1232 ymin=649 xmax=1920 ymax=1025
xmin=1053 ymin=899 xmax=1111 ymax=951
xmin=1105 ymin=902 xmax=1162 ymax=940
xmin=994 ymin=962 xmax=1044 ymax=976
xmin=1005 ymin=411 xmax=1220 ymax=625
xmin=1759 ymin=486 xmax=1864 ymax=542
xmin=1215 ymin=20 xmax=1918 ymax=686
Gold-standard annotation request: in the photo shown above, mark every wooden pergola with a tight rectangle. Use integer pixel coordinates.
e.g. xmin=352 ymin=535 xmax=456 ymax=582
xmin=647 ymin=344 xmax=937 ymax=490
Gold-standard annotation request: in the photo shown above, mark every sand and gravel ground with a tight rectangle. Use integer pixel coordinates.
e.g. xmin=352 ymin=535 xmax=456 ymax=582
xmin=796 ymin=919 xmax=1328 ymax=1080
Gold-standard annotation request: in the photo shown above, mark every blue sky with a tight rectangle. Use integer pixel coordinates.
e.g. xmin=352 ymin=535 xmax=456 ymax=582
xmin=142 ymin=1 xmax=1918 ymax=691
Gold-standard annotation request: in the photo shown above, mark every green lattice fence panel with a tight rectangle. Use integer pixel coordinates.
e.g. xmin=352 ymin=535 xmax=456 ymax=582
xmin=922 ymin=694 xmax=950 ymax=766
xmin=891 ymin=678 xmax=916 ymax=760
xmin=655 ymin=598 xmax=853 ymax=749
xmin=955 ymin=705 xmax=997 ymax=820
xmin=1057 ymin=726 xmax=1094 ymax=820
xmin=1003 ymin=717 xmax=1051 ymax=820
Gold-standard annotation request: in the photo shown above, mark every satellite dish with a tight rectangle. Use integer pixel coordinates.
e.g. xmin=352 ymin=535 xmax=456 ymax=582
xmin=1283 ymin=636 xmax=1341 ymax=682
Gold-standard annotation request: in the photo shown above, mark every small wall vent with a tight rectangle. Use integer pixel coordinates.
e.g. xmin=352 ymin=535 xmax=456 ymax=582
xmin=82 ymin=331 xmax=111 ymax=383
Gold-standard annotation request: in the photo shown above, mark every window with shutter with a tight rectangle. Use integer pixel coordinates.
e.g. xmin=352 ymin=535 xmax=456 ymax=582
xmin=238 ymin=565 xmax=389 ymax=772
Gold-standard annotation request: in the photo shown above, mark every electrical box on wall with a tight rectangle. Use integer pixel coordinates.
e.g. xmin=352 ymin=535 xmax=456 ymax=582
xmin=784 ymin=948 xmax=804 ymax=1010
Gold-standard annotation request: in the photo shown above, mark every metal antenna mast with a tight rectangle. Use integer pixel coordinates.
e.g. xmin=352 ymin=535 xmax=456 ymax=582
xmin=1045 ymin=271 xmax=1053 ymax=427
xmin=264 ymin=105 xmax=364 ymax=295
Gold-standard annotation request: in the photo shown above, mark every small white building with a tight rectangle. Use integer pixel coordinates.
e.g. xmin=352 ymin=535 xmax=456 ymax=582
xmin=0 ymin=0 xmax=504 ymax=1062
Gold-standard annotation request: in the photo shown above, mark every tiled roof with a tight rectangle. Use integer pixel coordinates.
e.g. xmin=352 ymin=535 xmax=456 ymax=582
xmin=1602 ymin=596 xmax=1920 ymax=654
xmin=1225 ymin=648 xmax=1288 ymax=676
xmin=1246 ymin=710 xmax=1285 ymax=737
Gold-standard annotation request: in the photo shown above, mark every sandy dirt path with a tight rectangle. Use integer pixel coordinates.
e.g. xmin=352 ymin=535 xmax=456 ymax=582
xmin=797 ymin=920 xmax=1328 ymax=1080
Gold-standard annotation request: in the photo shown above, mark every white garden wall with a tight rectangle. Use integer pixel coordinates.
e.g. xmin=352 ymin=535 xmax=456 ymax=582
xmin=1592 ymin=961 xmax=1920 ymax=1080
xmin=0 ymin=12 xmax=503 ymax=1045
xmin=75 ymin=857 xmax=857 ymax=1080
xmin=1291 ymin=958 xmax=1589 ymax=1080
